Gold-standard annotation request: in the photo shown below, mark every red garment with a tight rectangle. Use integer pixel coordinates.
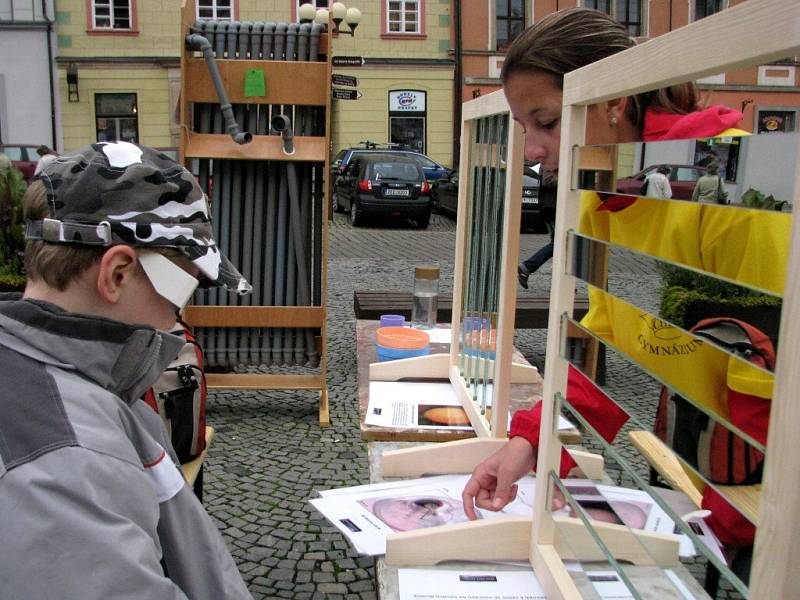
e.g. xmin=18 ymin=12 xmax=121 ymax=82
xmin=509 ymin=366 xmax=629 ymax=477
xmin=643 ymin=105 xmax=743 ymax=141
xmin=510 ymin=103 xmax=754 ymax=543
xmin=594 ymin=105 xmax=744 ymax=213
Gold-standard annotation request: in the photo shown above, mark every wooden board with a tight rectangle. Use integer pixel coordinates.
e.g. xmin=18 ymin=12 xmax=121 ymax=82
xmin=183 ymin=305 xmax=324 ymax=328
xmin=184 ymin=133 xmax=327 ymax=162
xmin=184 ymin=58 xmax=329 ymax=106
xmin=353 ymin=290 xmax=589 ymax=329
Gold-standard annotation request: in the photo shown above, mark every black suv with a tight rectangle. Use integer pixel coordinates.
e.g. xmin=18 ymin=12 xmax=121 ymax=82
xmin=332 ymin=143 xmax=451 ymax=182
xmin=332 ymin=153 xmax=432 ymax=228
xmin=431 ymin=162 xmax=555 ymax=232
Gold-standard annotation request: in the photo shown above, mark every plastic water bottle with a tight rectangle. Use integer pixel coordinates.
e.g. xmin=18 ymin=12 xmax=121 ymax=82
xmin=411 ymin=266 xmax=439 ymax=329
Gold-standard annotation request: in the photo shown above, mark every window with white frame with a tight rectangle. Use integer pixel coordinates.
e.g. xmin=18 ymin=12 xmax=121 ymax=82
xmin=496 ymin=0 xmax=524 ymax=50
xmin=197 ymin=0 xmax=232 ymax=21
xmin=92 ymin=0 xmax=132 ymax=30
xmin=694 ymin=0 xmax=725 ymax=21
xmin=584 ymin=0 xmax=642 ymax=36
xmin=387 ymin=0 xmax=420 ymax=34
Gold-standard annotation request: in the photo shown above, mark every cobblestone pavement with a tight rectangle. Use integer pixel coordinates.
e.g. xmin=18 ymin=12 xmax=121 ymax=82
xmin=202 ymin=211 xmax=741 ymax=599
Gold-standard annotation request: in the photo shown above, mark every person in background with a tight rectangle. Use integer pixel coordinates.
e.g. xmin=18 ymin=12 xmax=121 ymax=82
xmin=692 ymin=162 xmax=726 ymax=203
xmin=461 ymin=8 xmax=784 ymax=585
xmin=0 ymin=142 xmax=254 ymax=599
xmin=33 ymin=144 xmax=58 ymax=176
xmin=517 ymin=169 xmax=557 ymax=289
xmin=644 ymin=165 xmax=672 ymax=199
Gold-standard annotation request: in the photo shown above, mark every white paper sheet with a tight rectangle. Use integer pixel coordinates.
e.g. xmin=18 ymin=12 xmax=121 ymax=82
xmin=310 ymin=474 xmax=537 ymax=555
xmin=424 ymin=328 xmax=453 ymax=344
xmin=311 ymin=476 xmax=723 ymax=561
xmin=366 ymin=381 xmax=474 ymax=430
xmin=398 ymin=568 xmax=546 ymax=600
xmin=366 ymin=380 xmax=575 ymax=431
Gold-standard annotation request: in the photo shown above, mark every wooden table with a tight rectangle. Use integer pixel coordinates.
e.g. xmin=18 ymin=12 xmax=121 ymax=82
xmin=356 ymin=320 xmax=581 ymax=443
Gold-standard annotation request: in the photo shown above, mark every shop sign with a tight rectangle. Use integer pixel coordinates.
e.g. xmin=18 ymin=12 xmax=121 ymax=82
xmin=332 ymin=56 xmax=365 ymax=67
xmin=332 ymin=87 xmax=362 ymax=100
xmin=332 ymin=74 xmax=358 ymax=87
xmin=389 ymin=90 xmax=426 ymax=112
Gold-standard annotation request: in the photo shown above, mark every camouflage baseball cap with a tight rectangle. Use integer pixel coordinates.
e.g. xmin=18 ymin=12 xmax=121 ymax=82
xmin=25 ymin=141 xmax=251 ymax=294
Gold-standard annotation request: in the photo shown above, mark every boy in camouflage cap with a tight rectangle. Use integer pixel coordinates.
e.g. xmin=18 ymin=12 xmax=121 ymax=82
xmin=0 ymin=142 xmax=253 ymax=599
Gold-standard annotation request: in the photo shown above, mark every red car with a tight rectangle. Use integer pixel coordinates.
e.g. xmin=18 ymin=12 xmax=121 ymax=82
xmin=0 ymin=144 xmax=42 ymax=182
xmin=616 ymin=164 xmax=708 ymax=200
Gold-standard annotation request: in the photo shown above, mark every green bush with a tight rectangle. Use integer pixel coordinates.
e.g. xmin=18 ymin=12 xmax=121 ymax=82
xmin=740 ymin=187 xmax=790 ymax=212
xmin=0 ymin=164 xmax=27 ymax=287
xmin=658 ymin=263 xmax=780 ymax=327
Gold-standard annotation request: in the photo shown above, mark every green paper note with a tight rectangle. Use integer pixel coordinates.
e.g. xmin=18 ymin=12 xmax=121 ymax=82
xmin=244 ymin=69 xmax=266 ymax=97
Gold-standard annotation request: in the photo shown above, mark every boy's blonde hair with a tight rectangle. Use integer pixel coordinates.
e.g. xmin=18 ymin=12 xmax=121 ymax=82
xmin=23 ymin=181 xmax=105 ymax=291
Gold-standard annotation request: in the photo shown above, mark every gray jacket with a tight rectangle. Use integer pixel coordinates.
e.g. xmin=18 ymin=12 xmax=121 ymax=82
xmin=0 ymin=295 xmax=252 ymax=600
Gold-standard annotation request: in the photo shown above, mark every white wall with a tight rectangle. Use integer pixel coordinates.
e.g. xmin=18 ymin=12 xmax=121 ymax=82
xmin=737 ymin=132 xmax=798 ymax=204
xmin=637 ymin=139 xmax=695 ymax=171
xmin=0 ymin=0 xmax=58 ymax=147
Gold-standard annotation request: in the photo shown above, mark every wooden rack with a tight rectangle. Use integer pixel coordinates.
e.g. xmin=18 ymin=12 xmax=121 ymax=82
xmin=178 ymin=0 xmax=332 ymax=425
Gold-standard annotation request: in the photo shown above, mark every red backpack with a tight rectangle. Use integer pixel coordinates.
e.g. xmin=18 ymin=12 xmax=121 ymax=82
xmin=143 ymin=320 xmax=207 ymax=464
xmin=654 ymin=317 xmax=774 ymax=485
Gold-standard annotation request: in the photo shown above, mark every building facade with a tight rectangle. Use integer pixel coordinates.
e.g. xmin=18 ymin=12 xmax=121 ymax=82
xmin=324 ymin=0 xmax=454 ymax=168
xmin=51 ymin=0 xmax=454 ymax=168
xmin=0 ymin=0 xmax=59 ymax=148
xmin=451 ymin=0 xmax=800 ymax=170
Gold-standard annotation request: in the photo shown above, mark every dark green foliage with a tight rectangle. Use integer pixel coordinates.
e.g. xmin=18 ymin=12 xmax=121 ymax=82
xmin=740 ymin=187 xmax=790 ymax=212
xmin=658 ymin=263 xmax=780 ymax=329
xmin=0 ymin=165 xmax=27 ymax=286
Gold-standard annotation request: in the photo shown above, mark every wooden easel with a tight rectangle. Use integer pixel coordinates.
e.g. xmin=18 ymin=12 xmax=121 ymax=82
xmin=178 ymin=0 xmax=332 ymax=425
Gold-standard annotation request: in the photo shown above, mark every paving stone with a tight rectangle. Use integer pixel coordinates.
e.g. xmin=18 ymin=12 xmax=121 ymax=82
xmin=199 ymin=217 xmax=737 ymax=599
xmin=318 ymin=583 xmax=349 ymax=594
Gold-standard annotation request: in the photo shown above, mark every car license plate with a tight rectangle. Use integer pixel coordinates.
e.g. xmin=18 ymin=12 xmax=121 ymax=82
xmin=385 ymin=188 xmax=410 ymax=197
xmin=522 ymin=197 xmax=539 ymax=205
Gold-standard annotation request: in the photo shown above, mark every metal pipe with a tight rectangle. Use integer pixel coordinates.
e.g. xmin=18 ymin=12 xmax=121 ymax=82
xmin=250 ymin=22 xmax=263 ymax=60
xmin=262 ymin=22 xmax=275 ymax=60
xmin=272 ymin=162 xmax=289 ymax=363
xmin=43 ymin=0 xmax=57 ymax=149
xmin=225 ymin=20 xmax=238 ymax=58
xmin=274 ymin=23 xmax=286 ymax=61
xmin=309 ymin=22 xmax=322 ymax=61
xmin=262 ymin=161 xmax=279 ymax=365
xmin=238 ymin=21 xmax=252 ymax=58
xmin=298 ymin=22 xmax=310 ymax=62
xmin=271 ymin=115 xmax=295 ymax=155
xmin=286 ymin=22 xmax=298 ymax=62
xmin=185 ymin=33 xmax=252 ymax=145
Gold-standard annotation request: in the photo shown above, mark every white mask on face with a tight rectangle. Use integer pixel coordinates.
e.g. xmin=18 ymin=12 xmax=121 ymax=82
xmin=138 ymin=252 xmax=199 ymax=310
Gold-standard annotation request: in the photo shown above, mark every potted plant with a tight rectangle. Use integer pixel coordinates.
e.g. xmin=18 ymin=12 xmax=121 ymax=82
xmin=740 ymin=187 xmax=791 ymax=212
xmin=0 ymin=158 xmax=27 ymax=292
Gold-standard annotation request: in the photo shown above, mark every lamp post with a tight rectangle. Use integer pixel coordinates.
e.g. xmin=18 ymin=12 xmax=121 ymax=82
xmin=299 ymin=2 xmax=361 ymax=36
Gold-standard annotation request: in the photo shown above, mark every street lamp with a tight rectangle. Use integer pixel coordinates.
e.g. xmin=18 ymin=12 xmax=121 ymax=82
xmin=298 ymin=3 xmax=316 ymax=23
xmin=299 ymin=2 xmax=361 ymax=35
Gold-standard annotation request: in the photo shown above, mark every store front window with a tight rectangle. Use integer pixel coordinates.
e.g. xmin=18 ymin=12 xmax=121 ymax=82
xmin=389 ymin=90 xmax=426 ymax=153
xmin=95 ymin=93 xmax=138 ymax=143
xmin=694 ymin=136 xmax=741 ymax=183
xmin=757 ymin=109 xmax=797 ymax=134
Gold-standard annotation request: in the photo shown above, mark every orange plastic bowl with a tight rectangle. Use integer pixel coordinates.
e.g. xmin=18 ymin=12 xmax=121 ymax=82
xmin=376 ymin=326 xmax=430 ymax=350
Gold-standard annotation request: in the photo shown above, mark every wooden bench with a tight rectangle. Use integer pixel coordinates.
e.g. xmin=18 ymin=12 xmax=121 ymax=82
xmin=181 ymin=425 xmax=215 ymax=502
xmin=353 ymin=290 xmax=589 ymax=329
xmin=629 ymin=430 xmax=761 ymax=523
